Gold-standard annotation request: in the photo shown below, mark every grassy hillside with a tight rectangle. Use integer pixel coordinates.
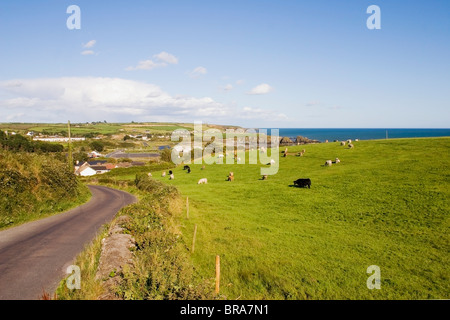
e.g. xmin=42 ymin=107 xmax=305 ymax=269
xmin=0 ymin=150 xmax=90 ymax=229
xmin=142 ymin=137 xmax=449 ymax=299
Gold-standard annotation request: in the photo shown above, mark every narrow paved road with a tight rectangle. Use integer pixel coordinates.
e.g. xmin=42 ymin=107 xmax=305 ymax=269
xmin=0 ymin=185 xmax=136 ymax=300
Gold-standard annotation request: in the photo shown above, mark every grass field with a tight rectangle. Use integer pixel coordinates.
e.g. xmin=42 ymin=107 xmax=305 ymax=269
xmin=139 ymin=137 xmax=450 ymax=299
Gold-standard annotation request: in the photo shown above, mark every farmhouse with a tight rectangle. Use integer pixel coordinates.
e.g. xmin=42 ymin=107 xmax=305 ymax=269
xmin=74 ymin=163 xmax=97 ymax=176
xmin=33 ymin=136 xmax=86 ymax=142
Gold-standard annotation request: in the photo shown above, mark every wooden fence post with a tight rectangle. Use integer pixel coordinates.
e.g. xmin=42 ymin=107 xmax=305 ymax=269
xmin=186 ymin=196 xmax=189 ymax=219
xmin=215 ymin=255 xmax=220 ymax=295
xmin=191 ymin=224 xmax=197 ymax=253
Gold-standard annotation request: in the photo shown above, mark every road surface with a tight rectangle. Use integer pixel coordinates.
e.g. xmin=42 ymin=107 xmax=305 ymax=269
xmin=0 ymin=185 xmax=136 ymax=300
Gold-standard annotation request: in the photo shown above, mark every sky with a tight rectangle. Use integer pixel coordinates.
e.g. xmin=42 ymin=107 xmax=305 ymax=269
xmin=0 ymin=0 xmax=449 ymax=128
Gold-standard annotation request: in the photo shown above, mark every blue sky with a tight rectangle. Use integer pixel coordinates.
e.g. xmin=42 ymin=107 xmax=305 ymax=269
xmin=0 ymin=0 xmax=449 ymax=128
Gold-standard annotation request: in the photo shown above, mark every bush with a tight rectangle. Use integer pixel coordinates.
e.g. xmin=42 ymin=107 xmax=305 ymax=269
xmin=160 ymin=148 xmax=172 ymax=163
xmin=0 ymin=150 xmax=87 ymax=229
xmin=89 ymin=141 xmax=104 ymax=152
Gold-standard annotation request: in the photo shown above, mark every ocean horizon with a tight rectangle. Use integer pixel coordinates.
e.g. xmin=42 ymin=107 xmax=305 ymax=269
xmin=257 ymin=128 xmax=450 ymax=143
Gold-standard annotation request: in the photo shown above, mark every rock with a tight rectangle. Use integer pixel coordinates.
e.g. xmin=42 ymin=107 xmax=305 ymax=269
xmin=96 ymin=215 xmax=135 ymax=300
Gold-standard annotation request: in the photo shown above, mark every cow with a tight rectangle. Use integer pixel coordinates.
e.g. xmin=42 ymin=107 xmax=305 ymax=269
xmin=334 ymin=158 xmax=341 ymax=164
xmin=169 ymin=173 xmax=175 ymax=180
xmin=187 ymin=168 xmax=191 ymax=173
xmin=227 ymin=172 xmax=234 ymax=181
xmin=325 ymin=160 xmax=332 ymax=166
xmin=198 ymin=178 xmax=208 ymax=184
xmin=183 ymin=165 xmax=190 ymax=170
xmin=169 ymin=170 xmax=173 ymax=175
xmin=293 ymin=178 xmax=311 ymax=188
xmin=262 ymin=175 xmax=268 ymax=180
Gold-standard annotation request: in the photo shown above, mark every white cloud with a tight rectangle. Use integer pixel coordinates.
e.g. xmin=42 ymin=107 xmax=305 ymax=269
xmin=83 ymin=40 xmax=97 ymax=48
xmin=0 ymin=77 xmax=286 ymax=124
xmin=188 ymin=66 xmax=208 ymax=78
xmin=239 ymin=106 xmax=288 ymax=121
xmin=221 ymin=84 xmax=233 ymax=92
xmin=81 ymin=50 xmax=95 ymax=55
xmin=247 ymin=83 xmax=273 ymax=95
xmin=126 ymin=59 xmax=164 ymax=71
xmin=126 ymin=51 xmax=178 ymax=71
xmin=153 ymin=51 xmax=178 ymax=65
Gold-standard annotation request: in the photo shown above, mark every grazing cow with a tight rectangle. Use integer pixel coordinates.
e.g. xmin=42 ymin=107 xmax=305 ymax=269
xmin=340 ymin=141 xmax=346 ymax=146
xmin=325 ymin=160 xmax=332 ymax=166
xmin=293 ymin=178 xmax=311 ymax=188
xmin=198 ymin=178 xmax=208 ymax=184
xmin=348 ymin=143 xmax=354 ymax=149
xmin=183 ymin=165 xmax=190 ymax=170
xmin=169 ymin=174 xmax=175 ymax=180
xmin=187 ymin=168 xmax=191 ymax=173
xmin=162 ymin=171 xmax=166 ymax=177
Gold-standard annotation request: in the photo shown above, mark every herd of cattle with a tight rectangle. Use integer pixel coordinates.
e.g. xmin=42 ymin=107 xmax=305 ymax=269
xmin=148 ymin=139 xmax=356 ymax=189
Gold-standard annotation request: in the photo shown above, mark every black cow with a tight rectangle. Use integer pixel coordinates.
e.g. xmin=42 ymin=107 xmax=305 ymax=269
xmin=187 ymin=168 xmax=191 ymax=173
xmin=169 ymin=170 xmax=173 ymax=175
xmin=183 ymin=165 xmax=190 ymax=170
xmin=293 ymin=178 xmax=311 ymax=188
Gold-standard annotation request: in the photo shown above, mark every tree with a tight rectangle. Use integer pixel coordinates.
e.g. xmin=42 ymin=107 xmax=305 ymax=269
xmin=160 ymin=148 xmax=172 ymax=162
xmin=89 ymin=141 xmax=104 ymax=152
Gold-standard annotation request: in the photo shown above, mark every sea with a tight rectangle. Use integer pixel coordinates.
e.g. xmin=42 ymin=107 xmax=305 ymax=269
xmin=258 ymin=128 xmax=450 ymax=143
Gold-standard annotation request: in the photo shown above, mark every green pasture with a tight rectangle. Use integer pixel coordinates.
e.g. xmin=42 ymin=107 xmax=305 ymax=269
xmin=143 ymin=138 xmax=449 ymax=299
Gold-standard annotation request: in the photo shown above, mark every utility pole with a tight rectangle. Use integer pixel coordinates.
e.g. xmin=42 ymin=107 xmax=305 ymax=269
xmin=68 ymin=120 xmax=74 ymax=172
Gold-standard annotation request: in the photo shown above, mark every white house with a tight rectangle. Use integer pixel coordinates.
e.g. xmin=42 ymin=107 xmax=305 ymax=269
xmin=75 ymin=163 xmax=97 ymax=176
